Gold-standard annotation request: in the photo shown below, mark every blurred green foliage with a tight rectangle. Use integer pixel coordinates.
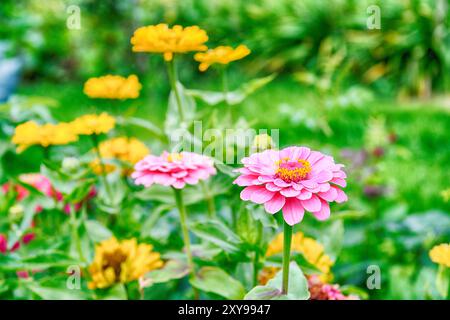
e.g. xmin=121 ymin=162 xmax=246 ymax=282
xmin=1 ymin=0 xmax=449 ymax=97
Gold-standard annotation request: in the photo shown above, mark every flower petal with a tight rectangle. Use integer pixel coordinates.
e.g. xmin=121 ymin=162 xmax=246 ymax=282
xmin=250 ymin=187 xmax=275 ymax=204
xmin=280 ymin=187 xmax=301 ymax=197
xmin=264 ymin=193 xmax=286 ymax=214
xmin=282 ymin=198 xmax=305 ymax=226
xmin=240 ymin=185 xmax=261 ymax=201
xmin=300 ymin=194 xmax=322 ymax=212
xmin=312 ymin=200 xmax=330 ymax=221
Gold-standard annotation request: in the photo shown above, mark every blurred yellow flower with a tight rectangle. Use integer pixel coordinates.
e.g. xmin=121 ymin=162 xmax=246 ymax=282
xmin=12 ymin=121 xmax=78 ymax=152
xmin=429 ymin=243 xmax=450 ymax=268
xmin=441 ymin=189 xmax=450 ymax=202
xmin=194 ymin=45 xmax=250 ymax=71
xmin=90 ymin=137 xmax=150 ymax=175
xmin=88 ymin=237 xmax=163 ymax=289
xmin=131 ymin=24 xmax=208 ymax=61
xmin=258 ymin=266 xmax=279 ymax=285
xmin=83 ymin=75 xmax=142 ymax=100
xmin=71 ymin=113 xmax=115 ymax=136
xmin=265 ymin=231 xmax=334 ymax=280
xmin=252 ymin=133 xmax=275 ymax=152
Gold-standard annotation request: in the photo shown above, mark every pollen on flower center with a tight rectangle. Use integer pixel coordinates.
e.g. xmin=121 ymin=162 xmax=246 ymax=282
xmin=276 ymin=158 xmax=311 ymax=183
xmin=102 ymin=250 xmax=128 ymax=277
xmin=167 ymin=153 xmax=183 ymax=162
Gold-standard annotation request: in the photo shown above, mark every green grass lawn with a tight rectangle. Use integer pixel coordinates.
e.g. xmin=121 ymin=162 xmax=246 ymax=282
xmin=16 ymin=77 xmax=450 ymax=213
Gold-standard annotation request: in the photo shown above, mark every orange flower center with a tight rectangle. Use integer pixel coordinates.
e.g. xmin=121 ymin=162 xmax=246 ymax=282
xmin=276 ymin=158 xmax=311 ymax=183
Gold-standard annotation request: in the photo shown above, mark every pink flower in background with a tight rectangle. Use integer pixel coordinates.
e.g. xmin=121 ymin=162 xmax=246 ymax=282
xmin=308 ymin=275 xmax=358 ymax=300
xmin=0 ymin=232 xmax=35 ymax=254
xmin=132 ymin=151 xmax=216 ymax=189
xmin=1 ymin=173 xmax=96 ymax=214
xmin=234 ymin=146 xmax=347 ymax=225
xmin=0 ymin=234 xmax=7 ymax=253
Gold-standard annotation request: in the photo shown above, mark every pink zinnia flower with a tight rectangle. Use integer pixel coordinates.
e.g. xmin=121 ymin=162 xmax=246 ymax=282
xmin=233 ymin=146 xmax=347 ymax=225
xmin=308 ymin=275 xmax=359 ymax=300
xmin=132 ymin=151 xmax=216 ymax=189
xmin=1 ymin=174 xmax=96 ymax=214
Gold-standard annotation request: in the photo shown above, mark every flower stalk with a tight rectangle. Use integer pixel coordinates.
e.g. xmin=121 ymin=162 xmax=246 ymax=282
xmin=282 ymin=221 xmax=293 ymax=294
xmin=173 ymin=188 xmax=199 ymax=299
xmin=91 ymin=134 xmax=114 ymax=202
xmin=220 ymin=67 xmax=233 ymax=123
xmin=69 ymin=203 xmax=85 ymax=263
xmin=200 ymin=180 xmax=216 ymax=218
xmin=166 ymin=57 xmax=185 ymax=122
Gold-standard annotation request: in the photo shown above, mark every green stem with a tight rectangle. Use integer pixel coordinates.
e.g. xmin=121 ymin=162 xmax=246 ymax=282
xmin=166 ymin=57 xmax=185 ymax=122
xmin=69 ymin=203 xmax=85 ymax=263
xmin=282 ymin=221 xmax=293 ymax=294
xmin=253 ymin=250 xmax=260 ymax=287
xmin=42 ymin=146 xmax=50 ymax=161
xmin=91 ymin=134 xmax=114 ymax=202
xmin=173 ymin=188 xmax=199 ymax=299
xmin=200 ymin=181 xmax=216 ymax=218
xmin=221 ymin=67 xmax=232 ymax=123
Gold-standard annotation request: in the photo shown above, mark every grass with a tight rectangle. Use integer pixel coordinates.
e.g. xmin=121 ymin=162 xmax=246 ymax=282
xmin=16 ymin=76 xmax=450 ymax=213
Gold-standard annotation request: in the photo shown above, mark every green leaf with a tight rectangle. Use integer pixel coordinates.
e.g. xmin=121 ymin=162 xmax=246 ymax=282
xmin=94 ymin=284 xmax=128 ymax=300
xmin=237 ymin=207 xmax=261 ymax=247
xmin=141 ymin=259 xmax=190 ymax=287
xmin=436 ymin=265 xmax=449 ymax=299
xmin=116 ymin=116 xmax=166 ymax=141
xmin=187 ymin=74 xmax=276 ymax=106
xmin=190 ymin=220 xmax=244 ymax=254
xmin=165 ymin=81 xmax=196 ymax=134
xmin=26 ymin=284 xmax=91 ymax=300
xmin=245 ymin=262 xmax=310 ymax=300
xmin=84 ymin=220 xmax=113 ymax=243
xmin=248 ymin=204 xmax=278 ymax=229
xmin=0 ymin=252 xmax=82 ymax=271
xmin=190 ymin=266 xmax=245 ymax=299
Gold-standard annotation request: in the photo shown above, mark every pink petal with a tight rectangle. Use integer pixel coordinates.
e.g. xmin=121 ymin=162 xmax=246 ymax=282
xmin=172 ymin=180 xmax=186 ymax=189
xmin=298 ymin=190 xmax=312 ymax=200
xmin=250 ymin=187 xmax=275 ymax=204
xmin=282 ymin=198 xmax=305 ymax=226
xmin=331 ymin=178 xmax=347 ymax=187
xmin=234 ymin=175 xmax=259 ymax=186
xmin=301 ymin=180 xmax=318 ymax=189
xmin=274 ymin=178 xmax=291 ymax=188
xmin=280 ymin=187 xmax=301 ymax=197
xmin=264 ymin=193 xmax=286 ymax=214
xmin=266 ymin=183 xmax=282 ymax=192
xmin=318 ymin=187 xmax=338 ymax=202
xmin=240 ymin=185 xmax=261 ymax=201
xmin=334 ymin=187 xmax=348 ymax=203
xmin=300 ymin=194 xmax=322 ymax=212
xmin=312 ymin=200 xmax=330 ymax=221
xmin=314 ymin=170 xmax=333 ymax=183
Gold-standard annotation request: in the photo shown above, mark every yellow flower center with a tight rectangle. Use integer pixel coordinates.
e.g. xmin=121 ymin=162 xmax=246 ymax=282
xmin=167 ymin=153 xmax=183 ymax=162
xmin=276 ymin=158 xmax=311 ymax=183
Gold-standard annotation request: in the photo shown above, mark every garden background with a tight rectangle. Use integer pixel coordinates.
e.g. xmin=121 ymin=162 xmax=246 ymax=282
xmin=0 ymin=0 xmax=449 ymax=300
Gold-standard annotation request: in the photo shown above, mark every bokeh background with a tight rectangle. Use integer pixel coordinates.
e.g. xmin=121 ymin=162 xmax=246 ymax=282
xmin=0 ymin=0 xmax=449 ymax=299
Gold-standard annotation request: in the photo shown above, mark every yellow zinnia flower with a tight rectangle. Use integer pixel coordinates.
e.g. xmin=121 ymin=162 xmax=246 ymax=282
xmin=252 ymin=133 xmax=275 ymax=152
xmin=429 ymin=243 xmax=450 ymax=268
xmin=441 ymin=189 xmax=450 ymax=202
xmin=12 ymin=121 xmax=78 ymax=152
xmin=83 ymin=75 xmax=142 ymax=100
xmin=71 ymin=113 xmax=115 ymax=136
xmin=88 ymin=237 xmax=163 ymax=289
xmin=262 ymin=231 xmax=334 ymax=283
xmin=131 ymin=24 xmax=208 ymax=61
xmin=90 ymin=137 xmax=150 ymax=175
xmin=194 ymin=45 xmax=250 ymax=71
